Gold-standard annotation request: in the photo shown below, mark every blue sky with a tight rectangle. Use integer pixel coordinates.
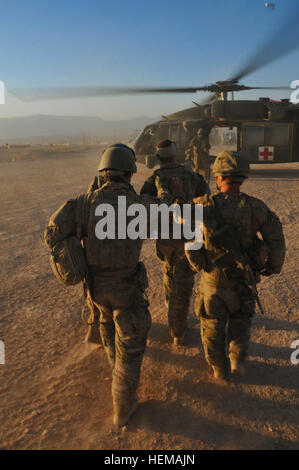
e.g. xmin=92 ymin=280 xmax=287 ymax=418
xmin=0 ymin=0 xmax=298 ymax=119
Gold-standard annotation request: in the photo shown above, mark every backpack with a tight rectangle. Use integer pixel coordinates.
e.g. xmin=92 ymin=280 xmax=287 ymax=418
xmin=50 ymin=236 xmax=88 ymax=286
xmin=48 ymin=194 xmax=89 ymax=286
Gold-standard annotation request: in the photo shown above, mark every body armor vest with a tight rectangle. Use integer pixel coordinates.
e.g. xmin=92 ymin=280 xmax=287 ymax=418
xmin=83 ymin=183 xmax=143 ymax=277
xmin=154 ymin=165 xmax=200 ymax=201
xmin=202 ymin=192 xmax=255 ymax=287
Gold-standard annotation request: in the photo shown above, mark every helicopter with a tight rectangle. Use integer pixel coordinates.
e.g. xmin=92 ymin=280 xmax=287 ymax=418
xmin=11 ymin=5 xmax=299 ymax=168
xmin=129 ymin=82 xmax=299 ymax=168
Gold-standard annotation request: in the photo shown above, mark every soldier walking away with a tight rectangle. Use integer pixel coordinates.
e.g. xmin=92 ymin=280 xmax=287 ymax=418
xmin=190 ymin=127 xmax=211 ymax=184
xmin=140 ymin=139 xmax=208 ymax=346
xmin=185 ymin=151 xmax=285 ymax=380
xmin=44 ymin=143 xmax=183 ymax=427
xmin=184 ymin=147 xmax=194 ymax=170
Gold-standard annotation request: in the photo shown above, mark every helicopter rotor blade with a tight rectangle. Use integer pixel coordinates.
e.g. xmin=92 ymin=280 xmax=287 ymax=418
xmin=245 ymin=86 xmax=291 ymax=90
xmin=11 ymin=6 xmax=299 ymax=103
xmin=11 ymin=85 xmax=212 ymax=102
xmin=11 ymin=84 xmax=292 ymax=102
xmin=230 ymin=7 xmax=299 ymax=82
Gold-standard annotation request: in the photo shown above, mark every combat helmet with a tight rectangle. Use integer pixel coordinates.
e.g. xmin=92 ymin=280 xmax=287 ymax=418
xmin=156 ymin=139 xmax=177 ymax=160
xmin=98 ymin=143 xmax=137 ymax=173
xmin=212 ymin=151 xmax=250 ymax=179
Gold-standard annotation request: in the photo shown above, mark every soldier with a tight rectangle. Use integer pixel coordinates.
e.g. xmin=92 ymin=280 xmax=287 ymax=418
xmin=184 ymin=147 xmax=194 ymax=170
xmin=183 ymin=121 xmax=195 ymax=171
xmin=140 ymin=139 xmax=208 ymax=346
xmin=44 ymin=143 xmax=184 ymax=426
xmin=185 ymin=151 xmax=285 ymax=380
xmin=190 ymin=127 xmax=211 ymax=184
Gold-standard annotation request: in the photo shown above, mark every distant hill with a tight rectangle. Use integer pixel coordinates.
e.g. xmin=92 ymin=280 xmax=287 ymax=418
xmin=0 ymin=114 xmax=156 ymax=143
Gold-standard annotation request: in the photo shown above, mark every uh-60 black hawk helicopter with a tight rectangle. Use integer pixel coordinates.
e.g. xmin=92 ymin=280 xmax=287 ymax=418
xmin=130 ymin=82 xmax=299 ymax=169
xmin=12 ymin=7 xmax=299 ymax=169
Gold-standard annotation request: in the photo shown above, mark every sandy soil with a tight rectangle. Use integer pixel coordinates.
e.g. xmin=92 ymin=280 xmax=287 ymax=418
xmin=0 ymin=148 xmax=298 ymax=450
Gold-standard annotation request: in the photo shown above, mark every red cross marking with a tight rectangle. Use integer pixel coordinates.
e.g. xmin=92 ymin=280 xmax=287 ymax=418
xmin=259 ymin=147 xmax=273 ymax=161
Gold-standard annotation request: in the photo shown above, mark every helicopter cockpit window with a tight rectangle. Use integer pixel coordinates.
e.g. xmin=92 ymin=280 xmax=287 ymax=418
xmin=242 ymin=125 xmax=264 ymax=146
xmin=268 ymin=124 xmax=289 ymax=145
xmin=131 ymin=129 xmax=144 ymax=144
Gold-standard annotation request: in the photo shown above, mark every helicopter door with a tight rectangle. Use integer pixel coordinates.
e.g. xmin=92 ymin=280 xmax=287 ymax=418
xmin=241 ymin=122 xmax=291 ymax=163
xmin=169 ymin=125 xmax=178 ymax=144
xmin=264 ymin=123 xmax=290 ymax=163
xmin=241 ymin=123 xmax=265 ymax=162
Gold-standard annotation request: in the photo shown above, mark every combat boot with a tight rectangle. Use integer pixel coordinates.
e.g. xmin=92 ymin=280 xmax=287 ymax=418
xmin=230 ymin=359 xmax=246 ymax=376
xmin=211 ymin=365 xmax=227 ymax=381
xmin=84 ymin=324 xmax=102 ymax=345
xmin=173 ymin=336 xmax=185 ymax=346
xmin=113 ymin=396 xmax=139 ymax=427
xmin=172 ymin=329 xmax=186 ymax=346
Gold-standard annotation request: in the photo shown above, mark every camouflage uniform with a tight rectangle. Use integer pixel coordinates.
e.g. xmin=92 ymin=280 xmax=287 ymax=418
xmin=141 ymin=160 xmax=208 ymax=341
xmin=184 ymin=147 xmax=194 ymax=170
xmin=87 ymin=174 xmax=103 ymax=195
xmin=190 ymin=130 xmax=211 ymax=184
xmin=45 ymin=144 xmax=179 ymax=425
xmin=84 ymin=180 xmax=155 ymax=407
xmin=186 ymin=152 xmax=285 ymax=377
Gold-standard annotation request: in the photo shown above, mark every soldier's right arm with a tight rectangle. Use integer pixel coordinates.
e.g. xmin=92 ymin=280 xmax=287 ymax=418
xmin=251 ymin=197 xmax=286 ymax=275
xmin=44 ymin=198 xmax=79 ymax=249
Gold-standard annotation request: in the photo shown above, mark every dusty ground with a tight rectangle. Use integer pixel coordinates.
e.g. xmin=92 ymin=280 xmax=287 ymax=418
xmin=0 ymin=147 xmax=298 ymax=450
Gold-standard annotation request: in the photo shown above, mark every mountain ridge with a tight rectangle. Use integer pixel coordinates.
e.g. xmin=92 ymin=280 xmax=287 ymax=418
xmin=0 ymin=114 xmax=157 ymax=141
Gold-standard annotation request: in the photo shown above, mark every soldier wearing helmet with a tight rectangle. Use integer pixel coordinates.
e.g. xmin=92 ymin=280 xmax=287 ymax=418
xmin=185 ymin=151 xmax=285 ymax=380
xmin=44 ymin=143 xmax=184 ymax=426
xmin=189 ymin=127 xmax=211 ymax=183
xmin=87 ymin=143 xmax=137 ymax=194
xmin=140 ymin=139 xmax=208 ymax=346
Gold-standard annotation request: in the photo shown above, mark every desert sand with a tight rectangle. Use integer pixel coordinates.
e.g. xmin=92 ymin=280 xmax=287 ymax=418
xmin=0 ymin=147 xmax=298 ymax=449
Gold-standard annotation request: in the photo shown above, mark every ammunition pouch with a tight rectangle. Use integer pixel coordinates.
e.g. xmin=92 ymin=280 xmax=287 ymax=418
xmin=208 ymin=251 xmax=244 ymax=281
xmin=208 ymin=222 xmax=260 ymax=283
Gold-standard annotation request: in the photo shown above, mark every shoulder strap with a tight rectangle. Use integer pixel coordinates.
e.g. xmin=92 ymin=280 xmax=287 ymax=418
xmin=211 ymin=195 xmax=227 ymax=228
xmin=75 ymin=193 xmax=92 ymax=240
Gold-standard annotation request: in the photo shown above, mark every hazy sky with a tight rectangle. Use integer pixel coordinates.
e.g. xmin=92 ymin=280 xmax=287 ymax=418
xmin=0 ymin=0 xmax=298 ymax=119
